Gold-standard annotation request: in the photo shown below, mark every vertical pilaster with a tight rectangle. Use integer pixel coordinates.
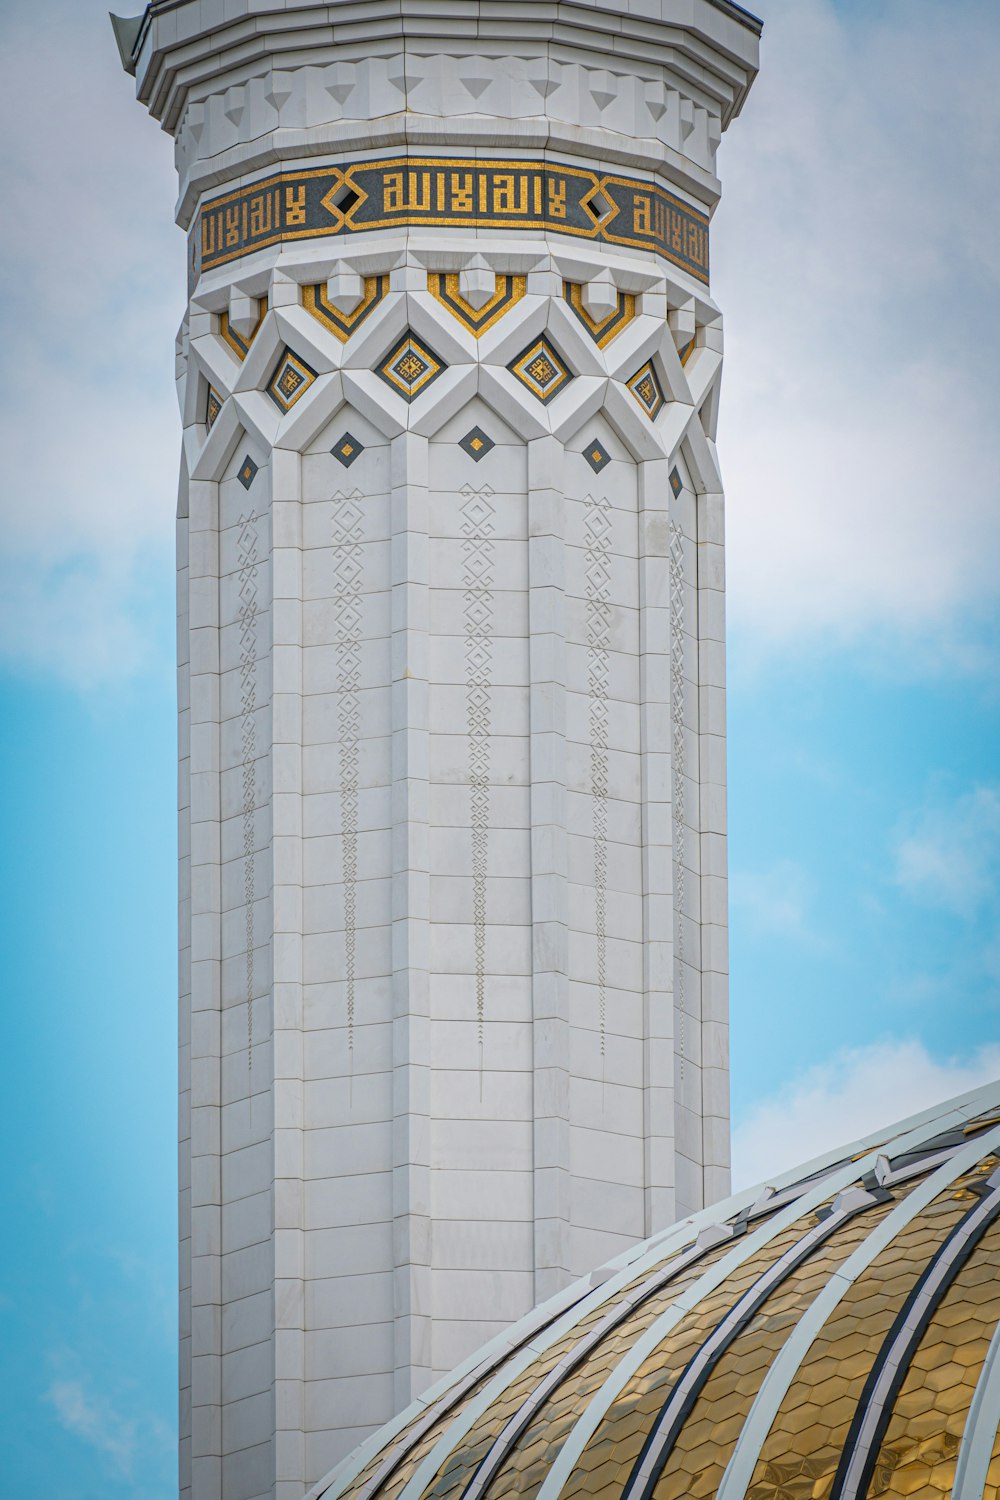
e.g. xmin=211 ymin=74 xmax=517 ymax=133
xmin=528 ymin=435 xmax=571 ymax=1301
xmin=178 ymin=477 xmax=194 ymax=1500
xmin=639 ymin=457 xmax=677 ymax=1236
xmin=270 ymin=446 xmax=306 ymax=1500
xmin=671 ymin=464 xmax=706 ymax=1219
xmin=390 ymin=432 xmax=432 ymax=1403
xmin=698 ymin=485 xmax=730 ymax=1207
xmin=187 ymin=473 xmax=223 ymax=1500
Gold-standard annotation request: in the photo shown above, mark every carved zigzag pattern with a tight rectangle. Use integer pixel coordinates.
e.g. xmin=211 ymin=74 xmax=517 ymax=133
xmin=668 ymin=514 xmax=687 ymax=1077
xmin=461 ymin=482 xmax=495 ymax=1064
xmin=332 ymin=488 xmax=365 ymax=1070
xmin=177 ymin=59 xmax=721 ymax=183
xmin=236 ymin=511 xmax=259 ymax=1085
xmin=585 ymin=491 xmax=612 ymax=1060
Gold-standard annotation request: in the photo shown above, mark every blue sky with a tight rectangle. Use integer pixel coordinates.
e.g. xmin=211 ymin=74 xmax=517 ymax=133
xmin=1 ymin=0 xmax=998 ymax=1495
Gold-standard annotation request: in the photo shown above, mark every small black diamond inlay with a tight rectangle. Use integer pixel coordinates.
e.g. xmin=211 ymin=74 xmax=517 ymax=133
xmin=669 ymin=466 xmax=683 ymax=498
xmin=459 ymin=427 xmax=495 ymax=462
xmin=332 ymin=432 xmax=364 ymax=468
xmin=238 ymin=455 xmax=259 ymax=490
xmin=584 ymin=439 xmax=611 ymax=474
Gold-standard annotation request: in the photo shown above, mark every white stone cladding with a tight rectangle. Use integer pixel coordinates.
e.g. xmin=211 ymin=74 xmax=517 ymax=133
xmin=122 ymin=2 xmax=759 ymax=1497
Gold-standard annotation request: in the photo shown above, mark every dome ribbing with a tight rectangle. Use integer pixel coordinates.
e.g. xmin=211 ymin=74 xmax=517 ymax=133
xmin=310 ymin=1083 xmax=1000 ymax=1500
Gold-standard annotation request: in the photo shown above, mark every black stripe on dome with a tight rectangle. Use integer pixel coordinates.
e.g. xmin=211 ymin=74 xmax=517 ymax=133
xmin=459 ymin=1227 xmax=747 ymax=1500
xmin=620 ymin=1188 xmax=891 ymax=1500
xmin=829 ymin=1168 xmax=1000 ymax=1500
xmin=340 ymin=1290 xmax=591 ymax=1500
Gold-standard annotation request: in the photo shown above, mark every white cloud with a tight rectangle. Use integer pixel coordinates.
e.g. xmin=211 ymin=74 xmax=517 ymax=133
xmin=44 ymin=1352 xmax=174 ymax=1489
xmin=730 ymin=858 xmax=823 ymax=944
xmin=714 ymin=0 xmax=1000 ymax=665
xmin=0 ymin=0 xmax=181 ymax=687
xmin=892 ymin=784 xmax=1000 ymax=916
xmin=46 ymin=1378 xmax=138 ymax=1476
xmin=732 ymin=1038 xmax=1000 ymax=1189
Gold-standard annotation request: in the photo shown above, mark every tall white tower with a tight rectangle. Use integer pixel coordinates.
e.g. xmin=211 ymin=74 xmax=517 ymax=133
xmin=115 ymin=3 xmax=759 ymax=1496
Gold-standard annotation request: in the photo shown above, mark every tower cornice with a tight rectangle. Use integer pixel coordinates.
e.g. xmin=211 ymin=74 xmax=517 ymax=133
xmin=116 ymin=1 xmax=760 ymax=227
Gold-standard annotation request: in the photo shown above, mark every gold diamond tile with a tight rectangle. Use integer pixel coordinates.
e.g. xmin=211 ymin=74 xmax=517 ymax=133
xmin=377 ymin=331 xmax=445 ymax=402
xmin=626 ymin=359 xmax=665 ymax=419
xmin=267 ymin=348 xmax=317 ymax=412
xmin=508 ymin=336 xmax=572 ymax=403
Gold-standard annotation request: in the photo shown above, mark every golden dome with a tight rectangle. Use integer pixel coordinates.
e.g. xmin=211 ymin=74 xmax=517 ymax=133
xmin=311 ymin=1086 xmax=1000 ymax=1500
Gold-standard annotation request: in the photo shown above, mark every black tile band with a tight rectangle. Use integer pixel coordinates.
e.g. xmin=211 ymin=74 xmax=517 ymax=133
xmin=191 ymin=156 xmax=709 ymax=289
xmin=461 ymin=1230 xmax=742 ymax=1500
xmin=621 ymin=1191 xmax=888 ymax=1500
xmin=830 ymin=1168 xmax=1000 ymax=1500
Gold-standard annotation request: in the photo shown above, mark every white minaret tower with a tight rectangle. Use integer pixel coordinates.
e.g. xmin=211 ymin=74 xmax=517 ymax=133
xmin=115 ymin=3 xmax=759 ymax=1496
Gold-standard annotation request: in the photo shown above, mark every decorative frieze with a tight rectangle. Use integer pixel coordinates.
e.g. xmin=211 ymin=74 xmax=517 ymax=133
xmin=236 ymin=510 xmax=259 ymax=1087
xmin=331 ymin=488 xmax=365 ymax=1074
xmin=191 ymin=156 xmax=709 ymax=286
xmin=585 ymin=487 xmax=613 ymax=1066
xmin=667 ymin=500 xmax=688 ymax=1081
xmin=460 ymin=482 xmax=496 ymax=1078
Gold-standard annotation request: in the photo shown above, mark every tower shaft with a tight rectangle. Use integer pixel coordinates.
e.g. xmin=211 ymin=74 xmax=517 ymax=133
xmin=119 ymin=4 xmax=759 ymax=1496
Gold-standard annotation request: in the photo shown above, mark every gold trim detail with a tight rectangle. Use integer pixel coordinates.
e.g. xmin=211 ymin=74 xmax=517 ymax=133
xmin=626 ymin=360 xmax=665 ymax=419
xmin=302 ymin=275 xmax=388 ymax=341
xmin=377 ymin=331 xmax=446 ymax=402
xmin=267 ymin=348 xmax=317 ymax=412
xmin=427 ymin=272 xmax=527 ymax=336
xmin=563 ymin=280 xmax=636 ymax=347
xmin=191 ymin=157 xmax=710 ymax=287
xmin=219 ymin=297 xmax=268 ymax=361
xmin=508 ymin=337 xmax=572 ymax=404
xmin=205 ymin=385 xmax=224 ymax=430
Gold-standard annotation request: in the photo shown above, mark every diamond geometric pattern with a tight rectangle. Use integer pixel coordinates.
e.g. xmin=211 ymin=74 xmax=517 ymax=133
xmin=460 ymin=482 xmax=495 ymax=1063
xmin=331 ymin=487 xmax=365 ymax=1066
xmin=237 ymin=455 xmax=258 ymax=490
xmin=377 ymin=331 xmax=446 ymax=401
xmin=267 ymin=348 xmax=317 ymax=412
xmin=585 ymin=489 xmax=612 ymax=1060
xmin=459 ymin=427 xmax=496 ymax=462
xmin=626 ymin=359 xmax=665 ymax=419
xmin=583 ymin=439 xmax=611 ymax=473
xmin=205 ymin=385 xmax=223 ymax=430
xmin=332 ymin=432 xmax=365 ymax=468
xmin=669 ymin=466 xmax=684 ymax=498
xmin=507 ymin=336 xmax=572 ymax=403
